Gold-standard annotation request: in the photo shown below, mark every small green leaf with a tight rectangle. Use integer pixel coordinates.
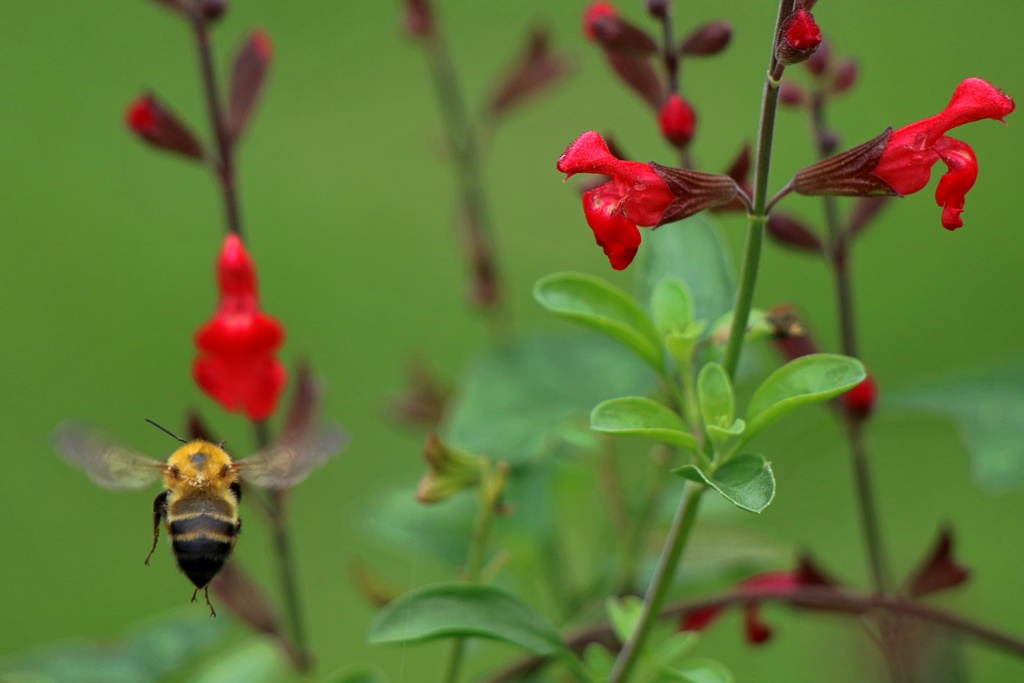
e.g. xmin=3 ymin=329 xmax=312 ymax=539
xmin=322 ymin=664 xmax=389 ymax=683
xmin=745 ymin=354 xmax=865 ymax=440
xmin=651 ymin=278 xmax=694 ymax=336
xmin=369 ymin=584 xmax=565 ymax=656
xmin=636 ymin=213 xmax=735 ymax=324
xmin=662 ymin=657 xmax=734 ymax=683
xmin=651 ymin=631 xmax=698 ymax=666
xmin=697 ymin=363 xmax=734 ymax=428
xmin=706 ymin=418 xmax=745 ymax=456
xmin=591 ymin=397 xmax=698 ymax=451
xmin=583 ymin=643 xmax=616 ymax=680
xmin=191 ymin=641 xmax=283 ymax=683
xmin=535 ymin=272 xmax=663 ymax=370
xmin=605 ymin=595 xmax=644 ymax=644
xmin=675 ymin=454 xmax=775 ymax=513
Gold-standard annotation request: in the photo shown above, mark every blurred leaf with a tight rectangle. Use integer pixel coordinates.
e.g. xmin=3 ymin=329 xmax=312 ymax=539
xmin=363 ymin=491 xmax=475 ymax=568
xmin=605 ymin=595 xmax=644 ymax=644
xmin=191 ymin=640 xmax=283 ymax=683
xmin=369 ymin=584 xmax=565 ymax=655
xmin=636 ymin=213 xmax=735 ymax=326
xmin=676 ymin=454 xmax=775 ymax=513
xmin=486 ymin=27 xmax=570 ymax=119
xmin=583 ymin=643 xmax=616 ymax=680
xmin=650 ymin=278 xmax=694 ymax=336
xmin=745 ymin=354 xmax=865 ymax=441
xmin=651 ymin=631 xmax=698 ymax=667
xmin=0 ymin=610 xmax=227 ymax=683
xmin=444 ymin=333 xmax=653 ymax=462
xmin=322 ymin=663 xmax=389 ymax=683
xmin=229 ymin=30 xmax=273 ymax=141
xmin=890 ymin=363 xmax=1024 ymax=492
xmin=591 ymin=397 xmax=697 ymax=451
xmin=534 ymin=273 xmax=663 ymax=371
xmin=662 ymin=657 xmax=734 ymax=683
xmin=698 ymin=363 xmax=734 ymax=428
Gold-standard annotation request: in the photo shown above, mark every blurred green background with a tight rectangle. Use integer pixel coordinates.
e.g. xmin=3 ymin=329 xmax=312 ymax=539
xmin=3 ymin=0 xmax=1023 ymax=680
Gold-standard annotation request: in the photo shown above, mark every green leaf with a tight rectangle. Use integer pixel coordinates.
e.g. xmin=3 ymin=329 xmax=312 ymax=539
xmin=675 ymin=454 xmax=776 ymax=513
xmin=583 ymin=643 xmax=616 ymax=680
xmin=535 ymin=272 xmax=663 ymax=370
xmin=605 ymin=595 xmax=644 ymax=644
xmin=745 ymin=354 xmax=866 ymax=440
xmin=368 ymin=583 xmax=565 ymax=656
xmin=650 ymin=631 xmax=698 ymax=666
xmin=651 ymin=278 xmax=694 ymax=336
xmin=636 ymin=213 xmax=735 ymax=325
xmin=591 ymin=397 xmax=698 ymax=451
xmin=889 ymin=362 xmax=1024 ymax=492
xmin=323 ymin=664 xmax=389 ymax=683
xmin=662 ymin=657 xmax=734 ymax=683
xmin=444 ymin=332 xmax=653 ymax=462
xmin=697 ymin=363 xmax=734 ymax=428
xmin=706 ymin=418 xmax=745 ymax=457
xmin=191 ymin=641 xmax=283 ymax=683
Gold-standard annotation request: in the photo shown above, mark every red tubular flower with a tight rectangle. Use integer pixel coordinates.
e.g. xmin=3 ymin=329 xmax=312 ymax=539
xmin=558 ymin=131 xmax=674 ymax=269
xmin=582 ymin=1 xmax=618 ymax=40
xmin=558 ymin=131 xmax=737 ymax=269
xmin=775 ymin=7 xmax=821 ymax=66
xmin=658 ymin=93 xmax=697 ymax=148
xmin=841 ymin=373 xmax=877 ymax=419
xmin=193 ymin=234 xmax=287 ymax=421
xmin=871 ymin=78 xmax=1014 ymax=229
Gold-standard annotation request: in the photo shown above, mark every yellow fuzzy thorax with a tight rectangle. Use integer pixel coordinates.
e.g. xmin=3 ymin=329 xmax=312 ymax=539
xmin=163 ymin=440 xmax=237 ymax=492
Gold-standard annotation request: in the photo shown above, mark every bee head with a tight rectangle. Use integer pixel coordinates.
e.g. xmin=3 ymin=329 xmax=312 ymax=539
xmin=167 ymin=440 xmax=236 ymax=489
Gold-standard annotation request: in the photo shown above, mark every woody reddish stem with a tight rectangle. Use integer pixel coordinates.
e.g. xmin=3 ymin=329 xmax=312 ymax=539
xmin=189 ymin=9 xmax=244 ymax=240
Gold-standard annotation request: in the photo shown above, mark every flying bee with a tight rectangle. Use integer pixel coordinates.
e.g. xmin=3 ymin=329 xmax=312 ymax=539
xmin=53 ymin=380 xmax=346 ymax=615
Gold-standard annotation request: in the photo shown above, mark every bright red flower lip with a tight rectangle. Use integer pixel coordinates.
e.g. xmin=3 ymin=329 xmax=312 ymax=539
xmin=872 ymin=78 xmax=1014 ymax=230
xmin=557 ymin=131 xmax=674 ymax=270
xmin=193 ymin=234 xmax=287 ymax=421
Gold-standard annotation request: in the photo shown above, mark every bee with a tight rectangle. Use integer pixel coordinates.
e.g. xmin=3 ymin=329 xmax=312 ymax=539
xmin=53 ymin=405 xmax=345 ymax=615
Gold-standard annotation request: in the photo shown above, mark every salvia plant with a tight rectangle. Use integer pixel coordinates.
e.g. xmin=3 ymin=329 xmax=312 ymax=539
xmin=3 ymin=0 xmax=1022 ymax=682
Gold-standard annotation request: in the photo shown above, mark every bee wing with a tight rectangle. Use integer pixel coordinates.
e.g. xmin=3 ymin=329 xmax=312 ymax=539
xmin=237 ymin=424 xmax=348 ymax=489
xmin=52 ymin=421 xmax=167 ymax=490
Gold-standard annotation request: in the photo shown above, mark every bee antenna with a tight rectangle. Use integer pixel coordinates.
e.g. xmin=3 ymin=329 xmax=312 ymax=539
xmin=145 ymin=419 xmax=188 ymax=444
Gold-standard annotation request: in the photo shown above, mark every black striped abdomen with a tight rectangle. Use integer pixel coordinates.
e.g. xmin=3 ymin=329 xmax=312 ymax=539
xmin=167 ymin=494 xmax=239 ymax=589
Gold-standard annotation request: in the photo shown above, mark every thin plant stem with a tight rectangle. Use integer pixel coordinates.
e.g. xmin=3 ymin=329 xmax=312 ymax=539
xmin=189 ymin=10 xmax=244 ymax=240
xmin=440 ymin=464 xmax=505 ymax=683
xmin=421 ymin=34 xmax=509 ymax=336
xmin=607 ymin=481 xmax=705 ymax=682
xmin=251 ymin=420 xmax=313 ymax=673
xmin=722 ymin=0 xmax=795 ymax=379
xmin=484 ymin=586 xmax=1024 ymax=682
xmin=809 ymin=91 xmax=890 ymax=595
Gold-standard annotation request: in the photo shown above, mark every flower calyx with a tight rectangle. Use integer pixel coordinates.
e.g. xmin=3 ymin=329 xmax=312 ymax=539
xmin=416 ymin=433 xmax=484 ymax=504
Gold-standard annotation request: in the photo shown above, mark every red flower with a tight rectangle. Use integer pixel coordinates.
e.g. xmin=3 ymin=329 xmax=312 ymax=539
xmin=658 ymin=93 xmax=697 ymax=148
xmin=582 ymin=1 xmax=618 ymax=40
xmin=557 ymin=131 xmax=674 ymax=270
xmin=775 ymin=7 xmax=822 ymax=66
xmin=841 ymin=373 xmax=877 ymax=419
xmin=872 ymin=78 xmax=1014 ymax=230
xmin=193 ymin=234 xmax=287 ymax=421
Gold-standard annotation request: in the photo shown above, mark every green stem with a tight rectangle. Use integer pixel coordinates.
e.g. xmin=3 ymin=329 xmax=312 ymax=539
xmin=722 ymin=0 xmax=793 ymax=379
xmin=607 ymin=482 xmax=705 ymax=682
xmin=440 ymin=464 xmax=505 ymax=683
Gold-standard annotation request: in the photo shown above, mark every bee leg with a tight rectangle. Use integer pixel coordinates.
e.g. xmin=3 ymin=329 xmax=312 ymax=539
xmin=204 ymin=586 xmax=217 ymax=617
xmin=145 ymin=491 xmax=169 ymax=565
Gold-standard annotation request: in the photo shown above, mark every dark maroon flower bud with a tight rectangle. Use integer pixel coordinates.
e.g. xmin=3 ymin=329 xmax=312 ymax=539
xmin=906 ymin=528 xmax=970 ymax=599
xmin=211 ymin=562 xmax=283 ymax=638
xmin=817 ymin=129 xmax=840 ymax=156
xmin=607 ymin=53 xmax=664 ymax=110
xmin=584 ymin=2 xmax=658 ymax=54
xmin=775 ymin=8 xmax=822 ymax=66
xmin=228 ymin=30 xmax=274 ymax=141
xmin=679 ymin=21 xmax=732 ymax=56
xmin=831 ymin=59 xmax=859 ymax=95
xmin=769 ymin=305 xmax=817 ymax=361
xmin=650 ymin=164 xmax=740 ymax=224
xmin=151 ymin=0 xmax=185 ymax=14
xmin=658 ymin=93 xmax=696 ymax=148
xmin=841 ymin=373 xmax=877 ymax=419
xmin=390 ymin=358 xmax=449 ymax=427
xmin=805 ymin=39 xmax=830 ymax=76
xmin=766 ymin=213 xmax=822 ymax=252
xmin=198 ymin=0 xmax=228 ymax=21
xmin=802 ymin=0 xmax=819 ymax=9
xmin=779 ymin=81 xmax=807 ymax=107
xmin=793 ymin=129 xmax=898 ymax=197
xmin=402 ymin=0 xmax=434 ymax=39
xmin=125 ymin=93 xmax=205 ymax=160
xmin=645 ymin=0 xmax=668 ymax=20
xmin=486 ymin=27 xmax=570 ymax=119
xmin=186 ymin=410 xmax=219 ymax=443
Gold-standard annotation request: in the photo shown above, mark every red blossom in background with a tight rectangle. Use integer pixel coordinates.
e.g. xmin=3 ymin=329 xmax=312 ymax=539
xmin=841 ymin=373 xmax=877 ymax=419
xmin=775 ymin=7 xmax=822 ymax=65
xmin=125 ymin=93 xmax=205 ymax=160
xmin=872 ymin=78 xmax=1014 ymax=229
xmin=658 ymin=93 xmax=697 ymax=148
xmin=558 ymin=131 xmax=674 ymax=269
xmin=193 ymin=234 xmax=287 ymax=421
